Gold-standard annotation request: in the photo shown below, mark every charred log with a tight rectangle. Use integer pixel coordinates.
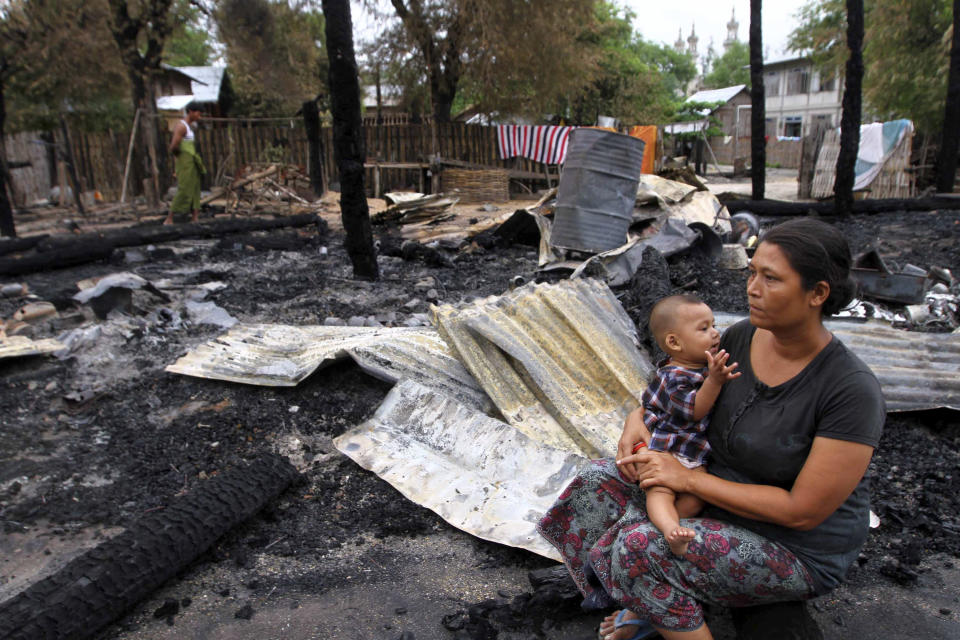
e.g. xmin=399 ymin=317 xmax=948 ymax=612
xmin=0 ymin=214 xmax=324 ymax=276
xmin=720 ymin=196 xmax=960 ymax=217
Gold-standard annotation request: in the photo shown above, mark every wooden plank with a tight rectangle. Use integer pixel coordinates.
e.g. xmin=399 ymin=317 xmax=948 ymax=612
xmin=438 ymin=157 xmax=558 ymax=181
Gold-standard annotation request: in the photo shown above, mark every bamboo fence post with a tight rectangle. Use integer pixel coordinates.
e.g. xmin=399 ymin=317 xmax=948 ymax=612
xmin=120 ymin=108 xmax=141 ymax=207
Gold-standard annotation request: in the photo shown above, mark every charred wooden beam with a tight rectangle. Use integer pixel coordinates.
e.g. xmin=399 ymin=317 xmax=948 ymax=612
xmin=720 ymin=197 xmax=960 ymax=217
xmin=0 ymin=213 xmax=324 ymax=276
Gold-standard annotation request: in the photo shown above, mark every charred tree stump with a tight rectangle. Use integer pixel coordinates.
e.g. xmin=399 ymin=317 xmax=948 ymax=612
xmin=0 ymin=77 xmax=16 ymax=238
xmin=0 ymin=453 xmax=299 ymax=640
xmin=749 ymin=0 xmax=765 ymax=201
xmin=936 ymin=0 xmax=960 ymax=193
xmin=322 ymin=0 xmax=379 ymax=280
xmin=0 ymin=162 xmax=14 ymax=239
xmin=59 ymin=115 xmax=86 ymax=216
xmin=835 ymin=0 xmax=864 ymax=216
xmin=302 ymin=98 xmax=327 ymax=198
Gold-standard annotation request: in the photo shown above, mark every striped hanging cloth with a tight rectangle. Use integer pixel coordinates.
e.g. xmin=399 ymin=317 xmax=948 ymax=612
xmin=497 ymin=125 xmax=577 ymax=165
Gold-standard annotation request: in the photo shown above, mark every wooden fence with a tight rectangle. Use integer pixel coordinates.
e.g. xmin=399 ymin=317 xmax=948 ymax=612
xmin=5 ymin=120 xmax=557 ymax=206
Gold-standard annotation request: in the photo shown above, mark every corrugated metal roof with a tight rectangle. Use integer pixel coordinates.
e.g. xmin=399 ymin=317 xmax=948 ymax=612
xmin=176 ymin=66 xmax=225 ymax=103
xmin=0 ymin=335 xmax=64 ymax=360
xmin=663 ymin=120 xmax=706 ymax=134
xmin=686 ymin=84 xmax=747 ymax=107
xmin=433 ymin=278 xmax=655 ymax=458
xmin=335 ymin=379 xmax=585 ymax=561
xmin=715 ymin=314 xmax=960 ymax=412
xmin=165 ymin=324 xmax=491 ymax=411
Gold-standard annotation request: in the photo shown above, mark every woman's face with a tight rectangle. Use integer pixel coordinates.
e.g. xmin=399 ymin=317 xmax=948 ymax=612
xmin=746 ymin=241 xmax=823 ymax=330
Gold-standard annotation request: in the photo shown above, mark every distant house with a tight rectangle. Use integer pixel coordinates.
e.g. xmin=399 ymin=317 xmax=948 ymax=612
xmin=763 ymin=56 xmax=841 ymax=138
xmin=664 ymin=84 xmax=751 ymax=139
xmin=361 ymin=84 xmax=410 ymax=124
xmin=155 ymin=65 xmax=233 ymax=120
xmin=153 ymin=64 xmax=197 ymax=101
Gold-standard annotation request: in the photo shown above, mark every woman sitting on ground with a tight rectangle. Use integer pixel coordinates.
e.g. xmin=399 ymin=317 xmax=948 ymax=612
xmin=538 ymin=218 xmax=885 ymax=640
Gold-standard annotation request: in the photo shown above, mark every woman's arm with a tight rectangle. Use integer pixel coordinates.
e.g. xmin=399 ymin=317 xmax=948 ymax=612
xmin=624 ymin=436 xmax=874 ymax=530
xmin=169 ymin=122 xmax=187 ymax=155
xmin=616 ymin=406 xmax=652 ymax=483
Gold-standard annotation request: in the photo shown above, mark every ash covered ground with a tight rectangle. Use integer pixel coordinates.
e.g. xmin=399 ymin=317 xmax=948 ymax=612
xmin=1 ymin=208 xmax=959 ymax=639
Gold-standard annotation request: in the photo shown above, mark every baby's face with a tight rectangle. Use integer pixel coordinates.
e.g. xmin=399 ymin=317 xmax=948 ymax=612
xmin=673 ymin=303 xmax=721 ymax=364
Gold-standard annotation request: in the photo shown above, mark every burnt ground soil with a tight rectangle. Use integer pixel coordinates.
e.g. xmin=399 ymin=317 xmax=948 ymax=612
xmin=1 ymin=207 xmax=959 ymax=639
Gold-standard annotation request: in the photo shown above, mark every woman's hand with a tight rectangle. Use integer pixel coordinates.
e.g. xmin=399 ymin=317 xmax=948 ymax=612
xmin=616 ymin=407 xmax=650 ymax=482
xmin=618 ymin=449 xmax=693 ymax=493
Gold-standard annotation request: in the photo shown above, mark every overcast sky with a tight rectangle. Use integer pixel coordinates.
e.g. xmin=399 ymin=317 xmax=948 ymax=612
xmin=351 ymin=0 xmax=809 ymax=60
xmin=352 ymin=0 xmax=811 ymax=63
xmin=624 ymin=0 xmax=809 ymax=60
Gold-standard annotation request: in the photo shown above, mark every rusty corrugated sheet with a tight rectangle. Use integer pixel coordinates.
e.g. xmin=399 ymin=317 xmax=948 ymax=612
xmin=165 ymin=324 xmax=491 ymax=411
xmin=334 ymin=379 xmax=585 ymax=561
xmin=433 ymin=278 xmax=655 ymax=458
xmin=716 ymin=313 xmax=960 ymax=412
xmin=0 ymin=335 xmax=64 ymax=360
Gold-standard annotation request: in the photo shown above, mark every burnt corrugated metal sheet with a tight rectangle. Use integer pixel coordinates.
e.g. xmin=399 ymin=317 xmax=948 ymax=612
xmin=334 ymin=379 xmax=585 ymax=561
xmin=716 ymin=313 xmax=960 ymax=411
xmin=0 ymin=335 xmax=64 ymax=360
xmin=433 ymin=278 xmax=655 ymax=458
xmin=165 ymin=324 xmax=491 ymax=411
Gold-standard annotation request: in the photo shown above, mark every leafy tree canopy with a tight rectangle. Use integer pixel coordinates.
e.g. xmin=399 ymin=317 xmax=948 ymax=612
xmin=788 ymin=0 xmax=952 ymax=134
xmin=365 ymin=0 xmax=599 ymax=122
xmin=217 ymin=0 xmax=328 ymax=116
xmin=702 ymin=41 xmax=749 ymax=90
xmin=366 ymin=1 xmax=696 ymax=124
xmin=561 ymin=3 xmax=696 ymax=124
xmin=164 ymin=0 xmax=213 ymax=67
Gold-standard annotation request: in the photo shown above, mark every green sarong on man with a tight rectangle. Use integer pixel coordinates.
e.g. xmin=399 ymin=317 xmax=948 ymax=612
xmin=170 ymin=139 xmax=206 ymax=214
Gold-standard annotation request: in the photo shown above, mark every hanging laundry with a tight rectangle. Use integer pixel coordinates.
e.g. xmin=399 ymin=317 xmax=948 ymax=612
xmin=628 ymin=125 xmax=658 ymax=175
xmin=497 ymin=125 xmax=578 ymax=165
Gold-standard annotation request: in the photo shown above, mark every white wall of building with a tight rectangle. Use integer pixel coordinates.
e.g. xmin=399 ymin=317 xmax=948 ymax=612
xmin=764 ymin=59 xmax=842 ymax=138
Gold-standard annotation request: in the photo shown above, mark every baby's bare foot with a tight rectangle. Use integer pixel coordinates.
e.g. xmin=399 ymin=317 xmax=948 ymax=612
xmin=667 ymin=525 xmax=696 ymax=556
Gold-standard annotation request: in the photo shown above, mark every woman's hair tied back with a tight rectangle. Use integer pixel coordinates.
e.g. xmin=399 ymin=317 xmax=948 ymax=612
xmin=760 ymin=218 xmax=857 ymax=316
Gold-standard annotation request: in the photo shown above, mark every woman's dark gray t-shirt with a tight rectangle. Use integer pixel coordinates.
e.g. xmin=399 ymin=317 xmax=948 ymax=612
xmin=703 ymin=320 xmax=885 ymax=594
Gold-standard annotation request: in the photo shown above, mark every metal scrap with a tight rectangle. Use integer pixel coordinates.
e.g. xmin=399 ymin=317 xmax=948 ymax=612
xmin=374 ymin=193 xmax=460 ymax=224
xmin=716 ymin=313 xmax=960 ymax=411
xmin=74 ymin=272 xmax=170 ymax=318
xmin=432 ymin=278 xmax=654 ymax=458
xmin=335 ymin=379 xmax=586 ymax=561
xmin=0 ymin=334 xmax=65 ymax=360
xmin=166 ymin=324 xmax=491 ymax=411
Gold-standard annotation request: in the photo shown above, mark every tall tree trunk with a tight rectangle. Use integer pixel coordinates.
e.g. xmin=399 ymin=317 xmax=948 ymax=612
xmin=0 ymin=77 xmax=15 ymax=238
xmin=936 ymin=0 xmax=960 ymax=193
xmin=108 ymin=0 xmax=173 ymax=204
xmin=302 ymin=99 xmax=326 ymax=198
xmin=322 ymin=0 xmax=378 ymax=280
xmin=835 ymin=0 xmax=864 ymax=216
xmin=749 ymin=0 xmax=765 ymax=200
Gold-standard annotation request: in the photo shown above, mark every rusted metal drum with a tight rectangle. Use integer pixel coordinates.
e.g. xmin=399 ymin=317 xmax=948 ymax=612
xmin=551 ymin=128 xmax=645 ymax=252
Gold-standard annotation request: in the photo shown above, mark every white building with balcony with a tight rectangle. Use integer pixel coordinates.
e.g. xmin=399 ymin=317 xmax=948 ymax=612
xmin=763 ymin=56 xmax=842 ymax=138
